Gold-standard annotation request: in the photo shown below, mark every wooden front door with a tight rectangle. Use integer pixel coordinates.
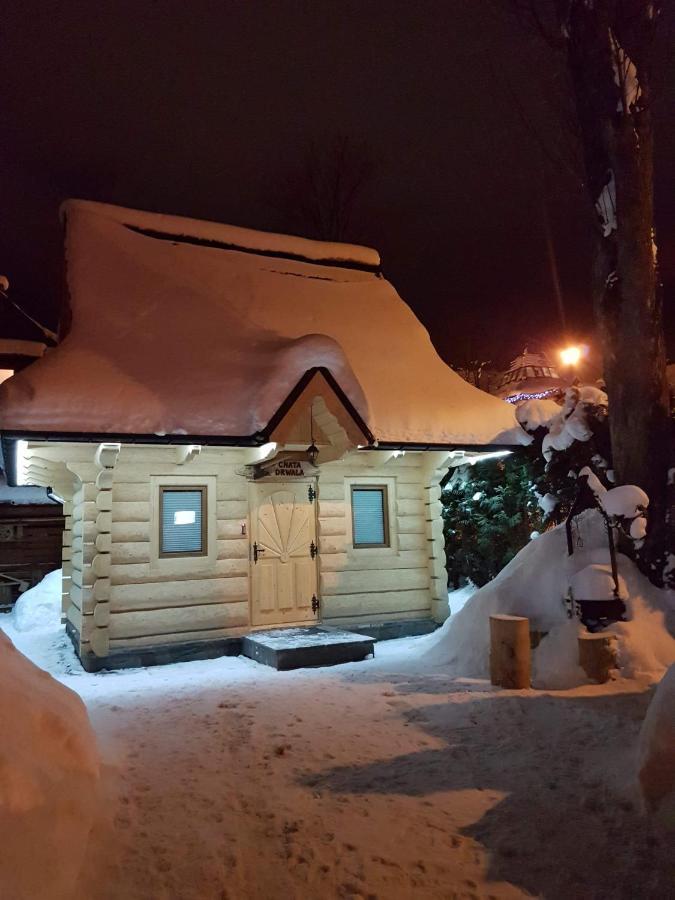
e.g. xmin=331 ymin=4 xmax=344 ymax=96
xmin=250 ymin=481 xmax=318 ymax=627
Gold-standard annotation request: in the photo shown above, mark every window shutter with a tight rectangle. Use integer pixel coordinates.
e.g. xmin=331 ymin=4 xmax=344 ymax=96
xmin=161 ymin=489 xmax=204 ymax=554
xmin=352 ymin=488 xmax=387 ymax=546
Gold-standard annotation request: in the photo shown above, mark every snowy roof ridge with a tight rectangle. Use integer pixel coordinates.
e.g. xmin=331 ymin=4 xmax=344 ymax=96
xmin=60 ymin=199 xmax=381 ymax=271
xmin=506 ymin=349 xmax=558 ymax=372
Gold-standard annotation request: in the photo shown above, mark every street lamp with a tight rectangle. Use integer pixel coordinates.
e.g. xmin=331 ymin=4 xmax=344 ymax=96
xmin=560 ymin=345 xmax=582 ymax=368
xmin=560 ymin=345 xmax=583 ymax=384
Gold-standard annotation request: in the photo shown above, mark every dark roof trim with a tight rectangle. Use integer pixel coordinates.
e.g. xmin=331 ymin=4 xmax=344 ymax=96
xmin=125 ymin=224 xmax=382 ymax=275
xmin=373 ymin=441 xmax=521 ymax=452
xmin=263 ymin=366 xmax=376 ymax=445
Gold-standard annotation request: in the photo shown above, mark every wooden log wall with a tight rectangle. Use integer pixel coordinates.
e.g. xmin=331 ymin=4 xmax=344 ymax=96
xmin=423 ymin=451 xmax=453 ymax=623
xmin=317 ymin=452 xmax=435 ymax=626
xmin=101 ymin=446 xmax=250 ymax=652
xmin=32 ymin=441 xmax=450 ymax=656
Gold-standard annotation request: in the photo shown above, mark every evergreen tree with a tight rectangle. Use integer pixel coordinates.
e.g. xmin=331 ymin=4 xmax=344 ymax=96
xmin=442 ymin=453 xmax=544 ymax=588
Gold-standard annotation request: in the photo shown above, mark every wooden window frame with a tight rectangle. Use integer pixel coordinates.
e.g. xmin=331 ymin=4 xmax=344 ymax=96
xmin=158 ymin=485 xmax=208 ymax=559
xmin=350 ymin=484 xmax=390 ymax=549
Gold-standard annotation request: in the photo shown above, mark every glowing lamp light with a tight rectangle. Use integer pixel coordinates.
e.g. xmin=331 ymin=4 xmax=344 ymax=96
xmin=560 ymin=345 xmax=582 ymax=367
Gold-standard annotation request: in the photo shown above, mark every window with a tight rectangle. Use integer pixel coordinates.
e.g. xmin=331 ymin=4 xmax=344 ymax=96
xmin=159 ymin=486 xmax=207 ymax=557
xmin=351 ymin=486 xmax=389 ymax=548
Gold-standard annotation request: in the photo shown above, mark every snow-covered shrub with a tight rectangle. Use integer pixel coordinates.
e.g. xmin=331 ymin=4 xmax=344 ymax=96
xmin=519 ymin=385 xmax=612 ymax=528
xmin=0 ymin=631 xmax=101 ymax=899
xmin=637 ymin=663 xmax=675 ymax=824
xmin=13 ymin=568 xmax=62 ymax=632
xmin=580 ymin=467 xmax=649 ymax=550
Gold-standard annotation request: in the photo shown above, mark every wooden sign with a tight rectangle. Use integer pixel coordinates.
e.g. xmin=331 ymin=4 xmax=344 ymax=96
xmin=251 ymin=452 xmax=318 ymax=480
xmin=270 ymin=459 xmax=307 ymax=478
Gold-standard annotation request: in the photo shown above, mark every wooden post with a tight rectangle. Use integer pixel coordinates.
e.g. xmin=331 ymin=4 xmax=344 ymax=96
xmin=490 ymin=614 xmax=531 ymax=689
xmin=578 ymin=632 xmax=617 ymax=683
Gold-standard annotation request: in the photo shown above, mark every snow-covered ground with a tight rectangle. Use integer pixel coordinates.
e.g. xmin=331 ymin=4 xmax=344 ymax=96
xmin=2 ymin=608 xmax=674 ymax=900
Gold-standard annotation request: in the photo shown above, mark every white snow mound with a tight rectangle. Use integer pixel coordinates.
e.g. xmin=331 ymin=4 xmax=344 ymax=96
xmin=425 ymin=509 xmax=675 ymax=687
xmin=570 ymin=564 xmax=627 ymax=601
xmin=637 ymin=663 xmax=675 ymax=821
xmin=13 ymin=569 xmax=62 ymax=632
xmin=0 ymin=630 xmax=101 ymax=899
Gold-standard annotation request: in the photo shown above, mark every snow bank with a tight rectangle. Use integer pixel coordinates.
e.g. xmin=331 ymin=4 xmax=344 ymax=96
xmin=0 ymin=631 xmax=101 ymax=899
xmin=610 ymin=585 xmax=675 ymax=681
xmin=447 ymin=583 xmax=476 ymax=617
xmin=425 ymin=510 xmax=609 ymax=676
xmin=637 ymin=663 xmax=675 ymax=821
xmin=425 ymin=509 xmax=675 ymax=687
xmin=13 ymin=568 xmax=62 ymax=632
xmin=531 ymin=619 xmax=587 ymax=690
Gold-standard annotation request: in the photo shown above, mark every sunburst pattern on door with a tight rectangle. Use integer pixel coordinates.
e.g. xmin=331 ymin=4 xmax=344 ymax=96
xmin=257 ymin=490 xmax=311 ymax=562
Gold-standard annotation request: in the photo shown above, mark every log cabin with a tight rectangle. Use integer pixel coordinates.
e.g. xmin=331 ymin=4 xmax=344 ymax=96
xmin=0 ymin=200 xmax=527 ymax=670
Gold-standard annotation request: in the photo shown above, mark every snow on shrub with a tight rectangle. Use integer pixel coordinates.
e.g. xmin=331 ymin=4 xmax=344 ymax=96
xmin=13 ymin=568 xmax=62 ymax=632
xmin=637 ymin=663 xmax=675 ymax=823
xmin=516 ymin=397 xmax=561 ymax=432
xmin=541 ymin=385 xmax=607 ymax=461
xmin=0 ymin=631 xmax=101 ymax=899
xmin=580 ymin=467 xmax=649 ymax=549
xmin=425 ymin=509 xmax=675 ymax=687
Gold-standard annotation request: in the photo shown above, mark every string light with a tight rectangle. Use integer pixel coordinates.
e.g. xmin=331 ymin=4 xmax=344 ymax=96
xmin=505 ymin=389 xmax=560 ymax=404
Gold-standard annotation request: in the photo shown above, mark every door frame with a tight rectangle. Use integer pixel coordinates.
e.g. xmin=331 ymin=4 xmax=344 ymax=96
xmin=247 ymin=477 xmax=320 ymax=628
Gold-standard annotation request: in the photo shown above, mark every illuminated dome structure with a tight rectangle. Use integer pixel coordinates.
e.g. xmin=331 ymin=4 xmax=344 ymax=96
xmin=494 ymin=348 xmax=569 ymax=405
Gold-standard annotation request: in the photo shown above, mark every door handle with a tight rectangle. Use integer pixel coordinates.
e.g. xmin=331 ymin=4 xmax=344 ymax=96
xmin=253 ymin=542 xmax=266 ymax=563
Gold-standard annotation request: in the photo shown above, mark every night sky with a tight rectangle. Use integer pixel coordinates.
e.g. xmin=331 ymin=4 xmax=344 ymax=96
xmin=1 ymin=1 xmax=674 ymax=369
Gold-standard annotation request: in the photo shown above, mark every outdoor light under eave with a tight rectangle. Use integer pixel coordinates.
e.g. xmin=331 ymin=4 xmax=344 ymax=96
xmin=306 ymin=408 xmax=319 ymax=465
xmin=306 ymin=442 xmax=319 ymax=465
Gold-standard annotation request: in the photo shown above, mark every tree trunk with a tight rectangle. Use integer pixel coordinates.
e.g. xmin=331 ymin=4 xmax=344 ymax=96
xmin=563 ymin=1 xmax=672 ymax=580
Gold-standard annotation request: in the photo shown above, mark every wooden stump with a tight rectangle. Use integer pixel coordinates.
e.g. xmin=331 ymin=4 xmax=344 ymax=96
xmin=578 ymin=632 xmax=617 ymax=683
xmin=490 ymin=614 xmax=531 ymax=688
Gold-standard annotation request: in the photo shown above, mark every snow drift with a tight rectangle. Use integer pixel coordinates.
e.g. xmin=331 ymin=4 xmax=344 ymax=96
xmin=425 ymin=510 xmax=675 ymax=687
xmin=0 ymin=631 xmax=101 ymax=899
xmin=12 ymin=568 xmax=62 ymax=632
xmin=637 ymin=663 xmax=675 ymax=822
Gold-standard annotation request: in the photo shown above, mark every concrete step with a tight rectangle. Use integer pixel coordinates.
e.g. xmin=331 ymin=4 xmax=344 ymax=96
xmin=242 ymin=625 xmax=375 ymax=671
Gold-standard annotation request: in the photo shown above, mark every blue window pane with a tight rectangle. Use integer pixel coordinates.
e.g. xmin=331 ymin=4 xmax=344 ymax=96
xmin=352 ymin=489 xmax=386 ymax=546
xmin=161 ymin=490 xmax=204 ymax=554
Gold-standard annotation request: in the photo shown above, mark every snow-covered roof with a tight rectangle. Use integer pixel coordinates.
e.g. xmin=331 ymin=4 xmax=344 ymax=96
xmin=0 ymin=200 xmax=526 ymax=446
xmin=504 ymin=349 xmax=559 ymax=375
